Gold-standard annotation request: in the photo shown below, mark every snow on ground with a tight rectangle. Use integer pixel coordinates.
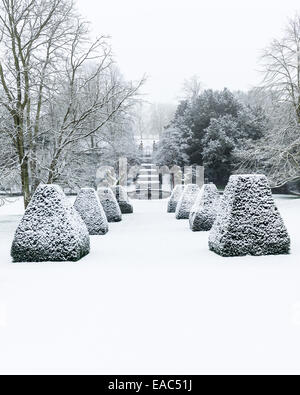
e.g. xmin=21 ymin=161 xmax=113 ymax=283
xmin=0 ymin=196 xmax=300 ymax=374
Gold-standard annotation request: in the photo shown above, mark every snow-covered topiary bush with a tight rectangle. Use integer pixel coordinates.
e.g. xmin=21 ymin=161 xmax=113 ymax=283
xmin=209 ymin=174 xmax=291 ymax=257
xmin=189 ymin=183 xmax=220 ymax=231
xmin=74 ymin=188 xmax=109 ymax=235
xmin=11 ymin=184 xmax=90 ymax=262
xmin=112 ymin=186 xmax=133 ymax=214
xmin=97 ymin=187 xmax=122 ymax=222
xmin=167 ymin=185 xmax=184 ymax=213
xmin=175 ymin=184 xmax=201 ymax=219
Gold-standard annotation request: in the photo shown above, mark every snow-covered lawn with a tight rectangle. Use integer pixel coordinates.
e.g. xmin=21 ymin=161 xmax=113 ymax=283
xmin=0 ymin=196 xmax=300 ymax=374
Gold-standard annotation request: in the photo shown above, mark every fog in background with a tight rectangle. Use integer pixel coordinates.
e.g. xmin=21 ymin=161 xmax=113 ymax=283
xmin=77 ymin=0 xmax=300 ymax=103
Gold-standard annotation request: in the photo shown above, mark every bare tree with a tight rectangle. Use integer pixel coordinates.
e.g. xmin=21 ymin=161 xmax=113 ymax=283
xmin=0 ymin=0 xmax=78 ymax=206
xmin=133 ymin=102 xmax=176 ymax=141
xmin=235 ymin=14 xmax=300 ymax=187
xmin=148 ymin=102 xmax=176 ymax=139
xmin=182 ymin=75 xmax=203 ymax=102
xmin=44 ymin=38 xmax=143 ymax=184
xmin=0 ymin=0 xmax=144 ymax=207
xmin=261 ymin=15 xmax=300 ymax=123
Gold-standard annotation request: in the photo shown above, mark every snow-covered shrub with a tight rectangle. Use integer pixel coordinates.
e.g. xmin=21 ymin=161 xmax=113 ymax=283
xmin=97 ymin=187 xmax=122 ymax=222
xmin=175 ymin=184 xmax=201 ymax=219
xmin=11 ymin=184 xmax=90 ymax=262
xmin=209 ymin=174 xmax=290 ymax=257
xmin=167 ymin=185 xmax=184 ymax=213
xmin=74 ymin=188 xmax=109 ymax=235
xmin=189 ymin=183 xmax=220 ymax=231
xmin=112 ymin=186 xmax=133 ymax=214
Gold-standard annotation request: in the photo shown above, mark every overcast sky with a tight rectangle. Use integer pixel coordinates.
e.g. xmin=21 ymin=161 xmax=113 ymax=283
xmin=77 ymin=0 xmax=300 ymax=103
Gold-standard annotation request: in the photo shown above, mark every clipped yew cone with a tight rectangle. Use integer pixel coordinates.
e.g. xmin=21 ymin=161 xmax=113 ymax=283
xmin=167 ymin=185 xmax=184 ymax=213
xmin=189 ymin=183 xmax=220 ymax=231
xmin=175 ymin=184 xmax=200 ymax=219
xmin=209 ymin=175 xmax=290 ymax=257
xmin=74 ymin=188 xmax=109 ymax=235
xmin=113 ymin=185 xmax=133 ymax=214
xmin=11 ymin=184 xmax=90 ymax=262
xmin=97 ymin=187 xmax=122 ymax=222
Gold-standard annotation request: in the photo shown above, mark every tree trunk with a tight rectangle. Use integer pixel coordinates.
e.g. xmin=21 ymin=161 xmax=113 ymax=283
xmin=47 ymin=156 xmax=59 ymax=184
xmin=21 ymin=157 xmax=31 ymax=208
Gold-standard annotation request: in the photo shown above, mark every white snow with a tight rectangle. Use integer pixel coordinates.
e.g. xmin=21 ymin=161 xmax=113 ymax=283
xmin=97 ymin=187 xmax=122 ymax=223
xmin=74 ymin=188 xmax=109 ymax=235
xmin=167 ymin=184 xmax=184 ymax=213
xmin=189 ymin=183 xmax=220 ymax=231
xmin=112 ymin=186 xmax=133 ymax=214
xmin=175 ymin=184 xmax=200 ymax=219
xmin=209 ymin=175 xmax=290 ymax=256
xmin=11 ymin=185 xmax=90 ymax=262
xmin=137 ymin=181 xmax=159 ymax=184
xmin=0 ymin=195 xmax=300 ymax=374
xmin=138 ymin=175 xmax=159 ymax=179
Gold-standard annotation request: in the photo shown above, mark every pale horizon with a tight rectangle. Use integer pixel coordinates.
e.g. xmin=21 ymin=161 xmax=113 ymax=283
xmin=77 ymin=0 xmax=300 ymax=103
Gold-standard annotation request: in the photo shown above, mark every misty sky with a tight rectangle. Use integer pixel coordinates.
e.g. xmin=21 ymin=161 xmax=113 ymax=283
xmin=77 ymin=0 xmax=300 ymax=103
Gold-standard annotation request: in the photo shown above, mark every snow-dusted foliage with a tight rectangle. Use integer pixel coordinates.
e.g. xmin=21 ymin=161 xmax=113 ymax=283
xmin=11 ymin=184 xmax=90 ymax=262
xmin=175 ymin=184 xmax=200 ymax=219
xmin=112 ymin=186 xmax=133 ymax=214
xmin=97 ymin=187 xmax=122 ymax=222
xmin=209 ymin=175 xmax=290 ymax=257
xmin=189 ymin=183 xmax=220 ymax=231
xmin=167 ymin=185 xmax=184 ymax=213
xmin=74 ymin=188 xmax=109 ymax=235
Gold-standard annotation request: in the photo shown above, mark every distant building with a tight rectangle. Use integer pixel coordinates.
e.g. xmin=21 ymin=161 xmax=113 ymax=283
xmin=135 ymin=135 xmax=159 ymax=156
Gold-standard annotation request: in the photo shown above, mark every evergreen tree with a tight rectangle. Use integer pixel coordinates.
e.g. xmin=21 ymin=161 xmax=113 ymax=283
xmin=155 ymin=86 xmax=269 ymax=186
xmin=155 ymin=124 xmax=190 ymax=166
xmin=186 ymin=88 xmax=242 ymax=164
xmin=203 ymin=116 xmax=238 ymax=185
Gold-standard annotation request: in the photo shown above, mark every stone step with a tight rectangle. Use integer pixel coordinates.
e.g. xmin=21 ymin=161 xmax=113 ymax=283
xmin=140 ymin=166 xmax=156 ymax=170
xmin=139 ymin=168 xmax=157 ymax=172
xmin=138 ymin=174 xmax=159 ymax=180
xmin=136 ymin=181 xmax=160 ymax=186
